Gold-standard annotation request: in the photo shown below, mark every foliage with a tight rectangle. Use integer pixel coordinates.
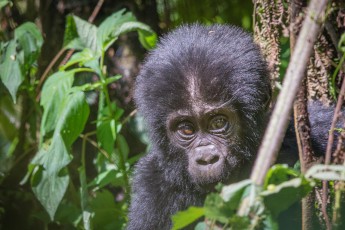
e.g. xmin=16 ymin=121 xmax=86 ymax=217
xmin=172 ymin=164 xmax=345 ymax=229
xmin=0 ymin=9 xmax=156 ymax=229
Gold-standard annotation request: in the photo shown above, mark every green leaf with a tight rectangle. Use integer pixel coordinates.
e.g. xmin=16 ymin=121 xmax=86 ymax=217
xmin=306 ymin=164 xmax=345 ymax=181
xmin=138 ymin=27 xmax=157 ymax=50
xmin=97 ymin=9 xmax=135 ymax=52
xmin=171 ymin=206 xmax=205 ymax=230
xmin=63 ymin=15 xmax=79 ymax=48
xmin=97 ymin=10 xmax=156 ymax=52
xmin=40 ymin=71 xmax=74 ymax=138
xmin=116 ymin=134 xmax=129 ymax=162
xmin=263 ymin=164 xmax=298 ymax=189
xmin=54 ymin=202 xmax=82 ymax=227
xmin=55 ymin=91 xmax=90 ymax=147
xmin=0 ymin=40 xmax=23 ymax=102
xmin=61 ymin=48 xmax=101 ymax=75
xmin=31 ymin=135 xmax=72 ymax=220
xmin=221 ymin=179 xmax=252 ymax=208
xmin=0 ymin=0 xmax=11 ymax=9
xmin=261 ymin=177 xmax=313 ymax=217
xmin=14 ymin=22 xmax=43 ymax=69
xmin=71 ymin=15 xmax=99 ymax=53
xmin=97 ymin=118 xmax=116 ymax=156
xmin=31 ymin=92 xmax=89 ymax=220
xmin=62 ymin=48 xmax=95 ymax=69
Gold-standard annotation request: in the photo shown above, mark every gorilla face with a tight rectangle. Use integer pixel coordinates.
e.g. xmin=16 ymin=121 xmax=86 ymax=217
xmin=167 ymin=105 xmax=244 ymax=186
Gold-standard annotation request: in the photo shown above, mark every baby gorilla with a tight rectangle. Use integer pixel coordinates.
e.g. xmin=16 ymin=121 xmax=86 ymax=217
xmin=127 ymin=24 xmax=271 ymax=229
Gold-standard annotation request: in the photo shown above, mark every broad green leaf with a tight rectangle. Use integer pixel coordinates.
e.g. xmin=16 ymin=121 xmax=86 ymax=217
xmin=61 ymin=48 xmax=101 ymax=75
xmin=263 ymin=164 xmax=298 ymax=189
xmin=97 ymin=118 xmax=116 ymax=155
xmin=61 ymin=48 xmax=95 ymax=70
xmin=40 ymin=71 xmax=74 ymax=138
xmin=55 ymin=91 xmax=90 ymax=147
xmin=221 ymin=179 xmax=252 ymax=208
xmin=97 ymin=10 xmax=156 ymax=51
xmin=116 ymin=134 xmax=129 ymax=162
xmin=97 ymin=9 xmax=135 ymax=52
xmin=63 ymin=15 xmax=79 ymax=48
xmin=0 ymin=40 xmax=23 ymax=102
xmin=54 ymin=202 xmax=82 ymax=228
xmin=31 ymin=135 xmax=72 ymax=220
xmin=32 ymin=92 xmax=89 ymax=220
xmin=138 ymin=26 xmax=157 ymax=50
xmin=261 ymin=177 xmax=313 ymax=216
xmin=0 ymin=0 xmax=11 ymax=9
xmin=65 ymin=39 xmax=85 ymax=51
xmin=72 ymin=15 xmax=99 ymax=53
xmin=101 ymin=21 xmax=157 ymax=52
xmin=0 ymin=0 xmax=12 ymax=10
xmin=306 ymin=164 xmax=345 ymax=181
xmin=96 ymin=103 xmax=124 ymax=157
xmin=171 ymin=206 xmax=205 ymax=230
xmin=14 ymin=22 xmax=43 ymax=69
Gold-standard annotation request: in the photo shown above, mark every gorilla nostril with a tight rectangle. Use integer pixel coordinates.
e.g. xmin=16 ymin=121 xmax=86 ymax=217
xmin=196 ymin=159 xmax=208 ymax=165
xmin=210 ymin=155 xmax=219 ymax=164
xmin=196 ymin=155 xmax=220 ymax=165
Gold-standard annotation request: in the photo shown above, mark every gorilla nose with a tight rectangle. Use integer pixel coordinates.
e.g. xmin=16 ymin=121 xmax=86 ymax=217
xmin=196 ymin=154 xmax=220 ymax=165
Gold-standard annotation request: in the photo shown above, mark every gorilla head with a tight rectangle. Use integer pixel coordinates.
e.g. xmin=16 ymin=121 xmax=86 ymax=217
xmin=129 ymin=24 xmax=271 ymax=229
xmin=135 ymin=24 xmax=270 ymax=188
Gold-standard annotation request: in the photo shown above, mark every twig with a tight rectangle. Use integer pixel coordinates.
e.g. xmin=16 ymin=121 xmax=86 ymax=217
xmin=88 ymin=0 xmax=104 ymax=23
xmin=121 ymin=109 xmax=137 ymax=125
xmin=250 ymin=0 xmax=328 ymax=186
xmin=322 ymin=69 xmax=345 ymax=230
xmin=79 ymin=133 xmax=116 ymax=166
xmin=290 ymin=1 xmax=318 ymax=229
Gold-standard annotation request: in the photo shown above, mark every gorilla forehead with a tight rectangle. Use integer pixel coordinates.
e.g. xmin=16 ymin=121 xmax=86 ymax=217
xmin=135 ymin=24 xmax=270 ymax=121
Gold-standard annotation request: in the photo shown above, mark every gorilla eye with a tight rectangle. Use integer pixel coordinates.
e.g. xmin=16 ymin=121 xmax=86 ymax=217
xmin=177 ymin=122 xmax=195 ymax=137
xmin=209 ymin=115 xmax=229 ymax=132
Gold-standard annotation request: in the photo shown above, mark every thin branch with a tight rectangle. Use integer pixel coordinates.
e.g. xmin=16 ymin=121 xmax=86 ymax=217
xmin=121 ymin=109 xmax=137 ymax=125
xmin=321 ymin=69 xmax=345 ymax=230
xmin=290 ymin=1 xmax=319 ymax=229
xmin=79 ymin=133 xmax=117 ymax=167
xmin=250 ymin=0 xmax=328 ymax=186
xmin=88 ymin=0 xmax=104 ymax=23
